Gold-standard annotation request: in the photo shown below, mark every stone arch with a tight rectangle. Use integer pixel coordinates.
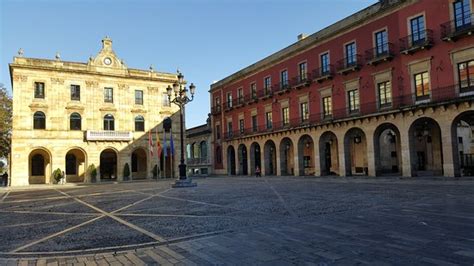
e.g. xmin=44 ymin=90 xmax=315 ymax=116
xmin=408 ymin=117 xmax=443 ymax=176
xmin=451 ymin=110 xmax=474 ymax=177
xmin=131 ymin=147 xmax=147 ymax=179
xmin=264 ymin=140 xmax=277 ymax=176
xmin=249 ymin=142 xmax=261 ymax=175
xmin=227 ymin=145 xmax=236 ymax=175
xmin=344 ymin=127 xmax=368 ymax=176
xmin=298 ymin=134 xmax=315 ymax=176
xmin=65 ymin=147 xmax=87 ymax=183
xmin=100 ymin=148 xmax=118 ymax=180
xmin=319 ymin=131 xmax=339 ymax=176
xmin=279 ymin=137 xmax=294 ymax=176
xmin=28 ymin=147 xmax=52 ymax=184
xmin=373 ymin=123 xmax=402 ymax=176
xmin=238 ymin=144 xmax=248 ymax=175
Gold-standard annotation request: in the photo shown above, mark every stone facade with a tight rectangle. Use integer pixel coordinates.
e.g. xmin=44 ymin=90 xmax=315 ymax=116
xmin=185 ymin=117 xmax=213 ymax=176
xmin=9 ymin=38 xmax=184 ymax=186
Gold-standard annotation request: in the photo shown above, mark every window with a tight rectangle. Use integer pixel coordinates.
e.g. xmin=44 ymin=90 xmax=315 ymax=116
xmin=34 ymin=82 xmax=45 ymax=99
xmin=454 ymin=0 xmax=471 ymax=30
xmin=226 ymin=92 xmax=233 ymax=108
xmin=31 ymin=154 xmax=45 ymax=176
xmin=216 ymin=125 xmax=221 ymax=140
xmin=323 ymin=96 xmax=332 ymax=118
xmin=70 ymin=85 xmax=80 ymax=101
xmin=347 ymin=89 xmax=360 ymax=113
xmin=321 ymin=53 xmax=330 ymax=75
xmin=252 ymin=115 xmax=258 ymax=132
xmin=345 ymin=42 xmax=357 ymax=66
xmin=280 ymin=70 xmax=288 ymax=87
xmin=216 ymin=146 xmax=222 ymax=164
xmin=300 ymin=102 xmax=309 ymax=122
xmin=459 ymin=136 xmax=463 ymax=144
xmin=33 ymin=111 xmax=46 ymax=129
xmin=214 ymin=97 xmax=221 ymax=111
xmin=250 ymin=83 xmax=257 ymax=99
xmin=378 ymin=81 xmax=392 ymax=107
xmin=162 ymin=93 xmax=170 ymax=107
xmin=410 ymin=15 xmax=426 ymax=45
xmin=135 ymin=90 xmax=143 ymax=105
xmin=264 ymin=76 xmax=272 ymax=95
xmin=266 ymin=111 xmax=273 ymax=129
xmin=298 ymin=62 xmax=307 ymax=81
xmin=104 ymin=114 xmax=115 ymax=130
xmin=69 ymin=112 xmax=81 ymax=130
xmin=375 ymin=30 xmax=388 ymax=56
xmin=282 ymin=107 xmax=289 ymax=126
xmin=458 ymin=60 xmax=474 ymax=93
xmin=227 ymin=121 xmax=233 ymax=137
xmin=239 ymin=119 xmax=244 ymax=134
xmin=135 ymin=115 xmax=145 ymax=131
xmin=238 ymin=88 xmax=243 ymax=104
xmin=104 ymin=87 xmax=113 ymax=103
xmin=66 ymin=154 xmax=77 ymax=175
xmin=414 ymin=72 xmax=430 ymax=100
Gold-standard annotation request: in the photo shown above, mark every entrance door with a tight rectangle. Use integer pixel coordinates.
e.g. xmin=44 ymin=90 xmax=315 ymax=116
xmin=324 ymin=142 xmax=332 ymax=174
xmin=417 ymin=151 xmax=426 ymax=171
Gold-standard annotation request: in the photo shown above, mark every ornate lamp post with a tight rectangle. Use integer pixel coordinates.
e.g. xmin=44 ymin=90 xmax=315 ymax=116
xmin=167 ymin=70 xmax=197 ymax=187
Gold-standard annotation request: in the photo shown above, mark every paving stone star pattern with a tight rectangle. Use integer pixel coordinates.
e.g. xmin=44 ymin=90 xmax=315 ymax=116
xmin=0 ymin=177 xmax=474 ymax=265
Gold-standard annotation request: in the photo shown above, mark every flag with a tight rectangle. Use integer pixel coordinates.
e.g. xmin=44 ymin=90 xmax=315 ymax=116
xmin=163 ymin=131 xmax=168 ymax=157
xmin=148 ymin=130 xmax=154 ymax=157
xmin=170 ymin=132 xmax=175 ymax=156
xmin=156 ymin=130 xmax=162 ymax=158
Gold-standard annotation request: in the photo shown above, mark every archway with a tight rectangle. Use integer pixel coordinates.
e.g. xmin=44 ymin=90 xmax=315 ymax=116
xmin=279 ymin=138 xmax=294 ymax=176
xmin=408 ymin=117 xmax=443 ymax=176
xmin=238 ymin=144 xmax=248 ymax=175
xmin=264 ymin=140 xmax=277 ymax=176
xmin=132 ymin=148 xmax=147 ymax=179
xmin=65 ymin=148 xmax=87 ymax=182
xmin=298 ymin=135 xmax=315 ymax=176
xmin=319 ymin=131 xmax=339 ymax=176
xmin=374 ymin=123 xmax=402 ymax=176
xmin=451 ymin=111 xmax=474 ymax=177
xmin=28 ymin=148 xmax=52 ymax=184
xmin=227 ymin=145 xmax=236 ymax=175
xmin=100 ymin=149 xmax=117 ymax=180
xmin=344 ymin=128 xmax=368 ymax=176
xmin=249 ymin=142 xmax=261 ymax=175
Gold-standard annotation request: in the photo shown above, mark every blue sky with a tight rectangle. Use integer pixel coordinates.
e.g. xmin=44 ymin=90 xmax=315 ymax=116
xmin=0 ymin=0 xmax=376 ymax=128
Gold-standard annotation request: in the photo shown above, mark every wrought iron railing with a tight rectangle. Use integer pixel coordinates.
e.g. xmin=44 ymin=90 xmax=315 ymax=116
xmin=312 ymin=65 xmax=335 ymax=82
xmin=441 ymin=13 xmax=474 ymax=40
xmin=399 ymin=29 xmax=434 ymax=53
xmin=365 ymin=43 xmax=395 ymax=64
xmin=336 ymin=54 xmax=363 ymax=73
xmin=86 ymin=130 xmax=133 ymax=141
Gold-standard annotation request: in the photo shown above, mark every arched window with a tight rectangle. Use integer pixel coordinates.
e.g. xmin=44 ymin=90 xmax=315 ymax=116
xmin=104 ymin=114 xmax=115 ymax=131
xmin=66 ymin=154 xmax=77 ymax=175
xmin=33 ymin=111 xmax=46 ymax=129
xmin=70 ymin=113 xmax=82 ymax=130
xmin=135 ymin=115 xmax=145 ymax=132
xmin=31 ymin=154 xmax=45 ymax=176
xmin=200 ymin=141 xmax=207 ymax=158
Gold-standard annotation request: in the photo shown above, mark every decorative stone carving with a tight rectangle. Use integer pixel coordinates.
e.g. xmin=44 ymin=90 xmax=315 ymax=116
xmin=50 ymin=78 xmax=65 ymax=85
xmin=85 ymin=81 xmax=98 ymax=88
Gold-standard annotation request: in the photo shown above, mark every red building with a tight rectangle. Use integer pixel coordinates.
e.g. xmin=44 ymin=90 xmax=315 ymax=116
xmin=210 ymin=0 xmax=474 ymax=178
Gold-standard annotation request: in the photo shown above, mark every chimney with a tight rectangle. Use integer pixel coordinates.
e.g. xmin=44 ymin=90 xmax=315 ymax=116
xmin=297 ymin=33 xmax=307 ymax=41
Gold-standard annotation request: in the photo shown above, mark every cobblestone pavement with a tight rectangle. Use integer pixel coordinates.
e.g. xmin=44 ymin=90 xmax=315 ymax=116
xmin=0 ymin=177 xmax=474 ymax=265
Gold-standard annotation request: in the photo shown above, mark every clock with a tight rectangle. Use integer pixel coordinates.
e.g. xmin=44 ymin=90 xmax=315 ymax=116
xmin=104 ymin=57 xmax=112 ymax=65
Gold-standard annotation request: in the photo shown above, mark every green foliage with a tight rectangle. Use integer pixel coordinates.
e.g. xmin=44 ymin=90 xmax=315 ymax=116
xmin=123 ymin=163 xmax=130 ymax=180
xmin=0 ymin=87 xmax=12 ymax=158
xmin=52 ymin=168 xmax=63 ymax=183
xmin=87 ymin=164 xmax=97 ymax=182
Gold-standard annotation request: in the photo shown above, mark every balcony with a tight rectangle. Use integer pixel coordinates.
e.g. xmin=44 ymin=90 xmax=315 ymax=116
xmin=273 ymin=81 xmax=291 ymax=95
xmin=211 ymin=105 xmax=221 ymax=115
xmin=261 ymin=87 xmax=273 ymax=99
xmin=365 ymin=43 xmax=395 ymax=65
xmin=399 ymin=29 xmax=434 ymax=55
xmin=187 ymin=158 xmax=211 ymax=165
xmin=291 ymin=74 xmax=311 ymax=89
xmin=336 ymin=55 xmax=362 ymax=75
xmin=224 ymin=101 xmax=234 ymax=112
xmin=441 ymin=14 xmax=474 ymax=41
xmin=312 ymin=65 xmax=334 ymax=83
xmin=86 ymin=130 xmax=133 ymax=141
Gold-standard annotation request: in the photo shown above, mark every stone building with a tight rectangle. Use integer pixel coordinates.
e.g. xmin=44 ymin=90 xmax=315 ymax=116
xmin=210 ymin=0 xmax=474 ymax=178
xmin=185 ymin=116 xmax=213 ymax=176
xmin=9 ymin=37 xmax=183 ymax=186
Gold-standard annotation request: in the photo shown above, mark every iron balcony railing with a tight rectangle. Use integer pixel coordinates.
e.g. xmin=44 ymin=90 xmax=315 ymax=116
xmin=223 ymin=85 xmax=462 ymax=141
xmin=365 ymin=43 xmax=395 ymax=65
xmin=291 ymin=74 xmax=312 ymax=88
xmin=86 ymin=130 xmax=133 ymax=141
xmin=211 ymin=105 xmax=221 ymax=115
xmin=312 ymin=65 xmax=335 ymax=82
xmin=336 ymin=54 xmax=363 ymax=74
xmin=441 ymin=13 xmax=474 ymax=41
xmin=399 ymin=29 xmax=434 ymax=54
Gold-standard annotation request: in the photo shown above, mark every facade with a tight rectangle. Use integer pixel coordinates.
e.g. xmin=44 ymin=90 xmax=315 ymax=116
xmin=210 ymin=0 xmax=474 ymax=178
xmin=185 ymin=117 xmax=213 ymax=176
xmin=9 ymin=37 xmax=183 ymax=186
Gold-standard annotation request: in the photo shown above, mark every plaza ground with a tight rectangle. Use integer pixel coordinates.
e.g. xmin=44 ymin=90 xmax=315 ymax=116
xmin=0 ymin=177 xmax=473 ymax=265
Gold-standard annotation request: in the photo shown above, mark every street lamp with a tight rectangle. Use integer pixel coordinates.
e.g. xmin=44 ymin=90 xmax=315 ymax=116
xmin=166 ymin=70 xmax=197 ymax=187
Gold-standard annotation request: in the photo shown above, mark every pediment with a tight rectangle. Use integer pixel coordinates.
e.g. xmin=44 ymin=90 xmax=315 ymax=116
xmin=88 ymin=37 xmax=127 ymax=71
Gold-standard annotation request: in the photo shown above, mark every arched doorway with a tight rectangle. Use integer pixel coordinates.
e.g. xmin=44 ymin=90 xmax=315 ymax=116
xmin=298 ymin=135 xmax=315 ymax=176
xmin=100 ymin=149 xmax=117 ymax=180
xmin=250 ymin=142 xmax=261 ymax=175
xmin=319 ymin=131 xmax=339 ymax=176
xmin=452 ymin=111 xmax=474 ymax=177
xmin=374 ymin=123 xmax=402 ymax=176
xmin=279 ymin=138 xmax=294 ymax=176
xmin=344 ymin=128 xmax=368 ymax=176
xmin=227 ymin=145 xmax=236 ymax=175
xmin=238 ymin=144 xmax=248 ymax=175
xmin=132 ymin=148 xmax=147 ymax=179
xmin=28 ymin=148 xmax=52 ymax=184
xmin=264 ymin=140 xmax=277 ymax=176
xmin=65 ymin=148 xmax=87 ymax=182
xmin=409 ymin=117 xmax=443 ymax=176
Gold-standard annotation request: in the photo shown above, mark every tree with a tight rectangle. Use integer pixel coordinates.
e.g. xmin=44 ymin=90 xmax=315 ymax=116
xmin=0 ymin=86 xmax=12 ymax=158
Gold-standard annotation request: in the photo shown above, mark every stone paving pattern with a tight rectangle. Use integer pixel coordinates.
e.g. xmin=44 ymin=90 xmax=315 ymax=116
xmin=0 ymin=177 xmax=473 ymax=265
